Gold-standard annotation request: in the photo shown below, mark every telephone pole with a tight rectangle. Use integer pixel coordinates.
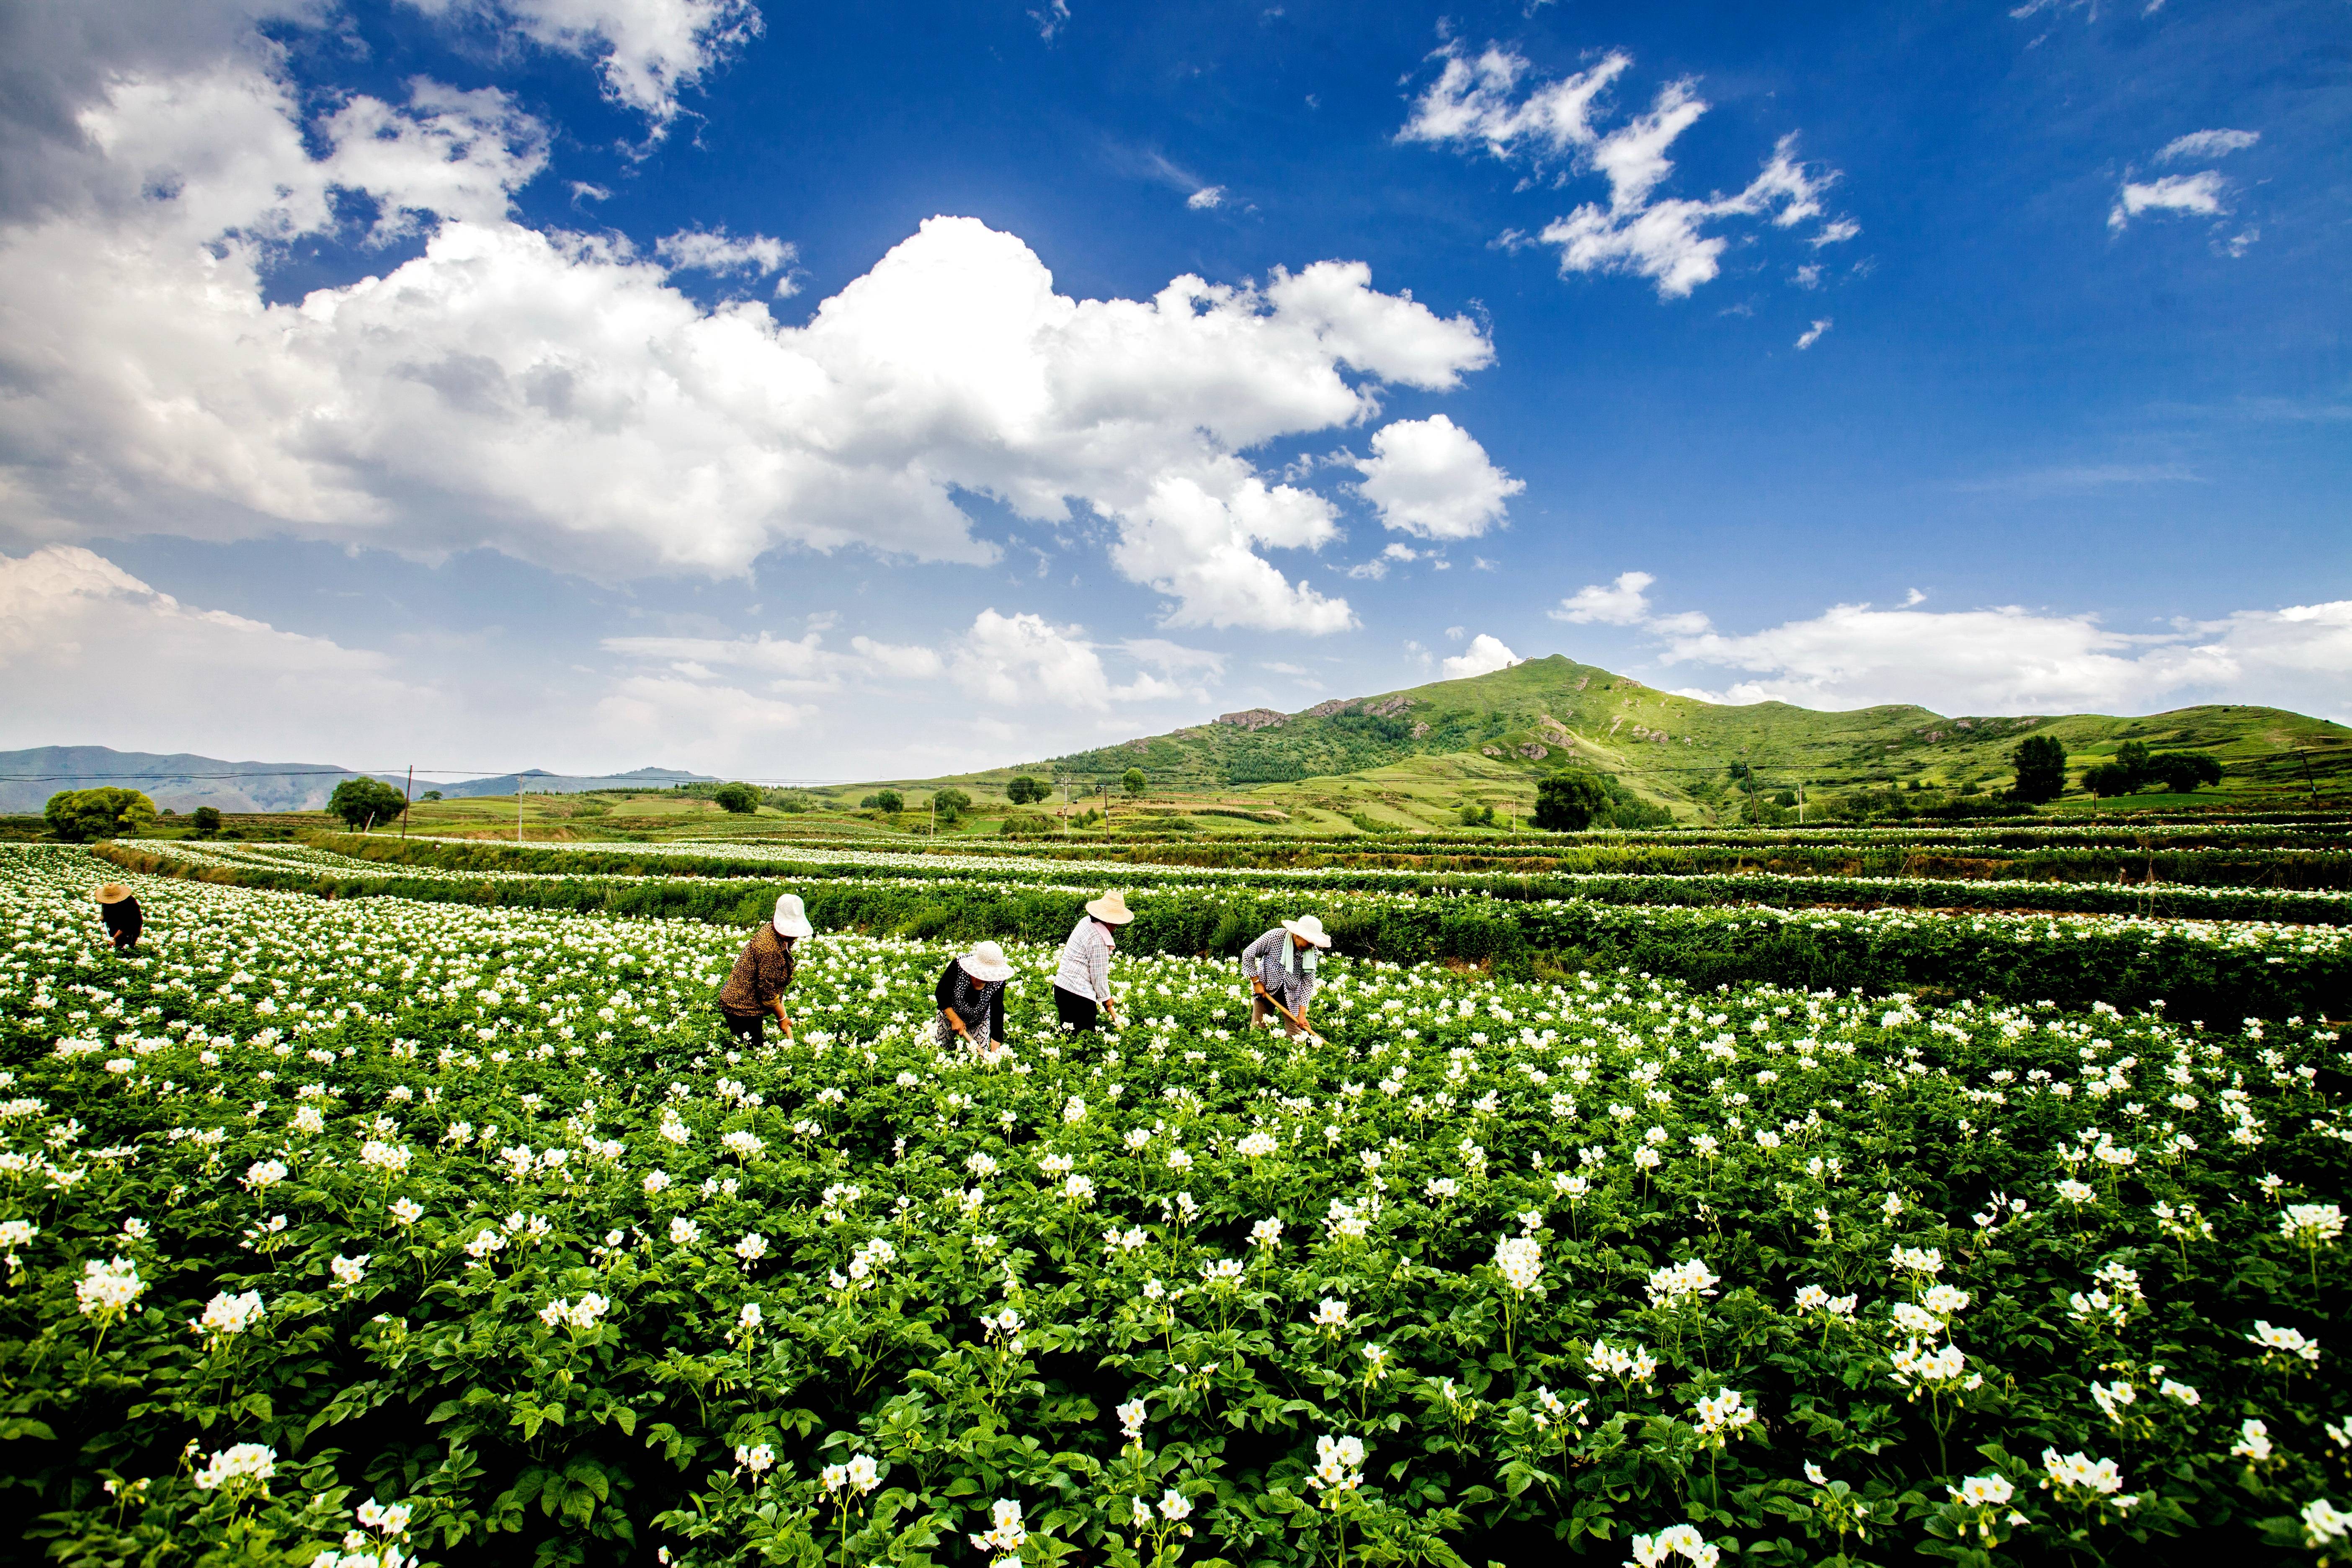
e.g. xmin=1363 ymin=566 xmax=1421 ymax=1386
xmin=400 ymin=765 xmax=414 ymax=838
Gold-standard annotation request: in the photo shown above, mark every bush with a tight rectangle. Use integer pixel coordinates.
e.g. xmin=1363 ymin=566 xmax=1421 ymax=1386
xmin=1457 ymin=804 xmax=1495 ymax=827
xmin=931 ymin=788 xmax=972 ymax=823
xmin=1006 ymin=775 xmax=1048 ymax=805
xmin=191 ymin=807 xmax=223 ymax=837
xmin=1532 ymin=770 xmax=1611 ymax=830
xmin=1000 ymin=812 xmax=1057 ymax=836
xmin=2011 ymin=734 xmax=2068 ymax=803
xmin=712 ymin=782 xmax=761 ymax=814
xmin=44 ymin=787 xmax=158 ymax=843
xmin=862 ymin=790 xmax=904 ymax=815
xmin=326 ymin=776 xmax=407 ymax=830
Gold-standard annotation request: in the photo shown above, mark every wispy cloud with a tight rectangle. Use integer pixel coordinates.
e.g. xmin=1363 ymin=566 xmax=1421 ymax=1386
xmin=1955 ymin=462 xmax=2200 ymax=496
xmin=1401 ymin=44 xmax=1857 ymax=300
xmin=1795 ymin=318 xmax=1831 ymax=350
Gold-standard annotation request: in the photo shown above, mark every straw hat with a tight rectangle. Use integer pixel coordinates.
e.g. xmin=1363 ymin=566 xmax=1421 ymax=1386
xmin=91 ymin=884 xmax=133 ymax=905
xmin=772 ymin=894 xmax=814 ymax=939
xmin=1085 ymin=890 xmax=1134 ymax=925
xmin=959 ymin=940 xmax=1014 ymax=983
xmin=1281 ymin=913 xmax=1332 ymax=948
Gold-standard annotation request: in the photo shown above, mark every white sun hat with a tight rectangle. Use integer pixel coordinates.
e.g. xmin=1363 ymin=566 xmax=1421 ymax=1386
xmin=1085 ymin=890 xmax=1134 ymax=925
xmin=1280 ymin=913 xmax=1332 ymax=948
xmin=959 ymin=940 xmax=1014 ymax=983
xmin=772 ymin=894 xmax=814 ymax=939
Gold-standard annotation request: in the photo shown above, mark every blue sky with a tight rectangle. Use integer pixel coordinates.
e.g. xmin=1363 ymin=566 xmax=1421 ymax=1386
xmin=0 ymin=0 xmax=2344 ymax=780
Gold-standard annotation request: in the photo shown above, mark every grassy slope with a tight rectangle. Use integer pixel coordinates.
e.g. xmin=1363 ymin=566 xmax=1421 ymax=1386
xmin=812 ymin=654 xmax=2351 ymax=831
xmin=317 ymin=655 xmax=2347 ymax=843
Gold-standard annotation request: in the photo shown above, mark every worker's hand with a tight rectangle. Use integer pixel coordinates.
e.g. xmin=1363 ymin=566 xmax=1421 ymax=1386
xmin=943 ymin=1009 xmax=967 ymax=1036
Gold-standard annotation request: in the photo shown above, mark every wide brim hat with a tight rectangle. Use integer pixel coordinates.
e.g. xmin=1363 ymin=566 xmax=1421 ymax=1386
xmin=1085 ymin=890 xmax=1134 ymax=925
xmin=959 ymin=940 xmax=1015 ymax=983
xmin=1281 ymin=913 xmax=1332 ymax=948
xmin=772 ymin=894 xmax=814 ymax=939
xmin=91 ymin=883 xmax=133 ymax=905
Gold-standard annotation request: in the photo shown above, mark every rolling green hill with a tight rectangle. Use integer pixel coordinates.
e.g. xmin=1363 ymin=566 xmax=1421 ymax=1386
xmin=833 ymin=654 xmax=2350 ymax=830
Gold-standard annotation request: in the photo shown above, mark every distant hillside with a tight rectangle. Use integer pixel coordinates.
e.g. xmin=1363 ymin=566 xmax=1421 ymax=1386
xmin=0 ymin=746 xmax=364 ymax=813
xmin=857 ymin=654 xmax=2351 ymax=818
xmin=434 ymin=768 xmax=718 ymax=799
xmin=0 ymin=749 xmax=720 ymax=814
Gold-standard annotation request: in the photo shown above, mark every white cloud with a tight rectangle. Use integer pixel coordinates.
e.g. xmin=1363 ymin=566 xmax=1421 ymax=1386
xmin=1186 ymin=185 xmax=1225 ymax=209
xmin=1542 ymin=130 xmax=1845 ymax=299
xmin=1795 ymin=318 xmax=1831 ymax=350
xmin=654 ymin=225 xmax=795 ymax=275
xmin=1550 ymin=569 xmax=1654 ymax=624
xmin=1351 ymin=414 xmax=1522 ymax=540
xmin=1031 ymin=0 xmax=1070 ymax=41
xmin=2109 ymin=170 xmax=2226 ymax=230
xmin=1346 ymin=542 xmax=1423 ymax=580
xmin=0 ymin=55 xmax=1498 ymax=635
xmin=1441 ymin=632 xmax=1520 ymax=679
xmin=592 ymin=675 xmax=813 ymax=758
xmin=1397 ymin=44 xmax=1628 ymax=160
xmin=2157 ymin=128 xmax=2258 ymax=163
xmin=1551 ymin=568 xmax=2352 ymax=720
xmin=398 ymin=0 xmax=761 ymax=134
xmin=1402 ymin=47 xmax=1854 ymax=300
xmin=603 ymin=609 xmax=1204 ymax=710
xmin=0 ymin=545 xmax=438 ymax=758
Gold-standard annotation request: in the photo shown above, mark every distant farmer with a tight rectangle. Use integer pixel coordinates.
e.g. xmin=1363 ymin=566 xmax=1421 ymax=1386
xmin=1052 ymin=891 xmax=1132 ymax=1032
xmin=1243 ymin=914 xmax=1331 ymax=1037
xmin=936 ymin=941 xmax=1014 ymax=1048
xmin=91 ymin=883 xmax=142 ymax=952
xmin=717 ymin=894 xmax=813 ymax=1045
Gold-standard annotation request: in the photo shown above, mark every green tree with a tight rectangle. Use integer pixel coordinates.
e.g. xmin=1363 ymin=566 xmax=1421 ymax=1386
xmin=191 ymin=806 xmax=223 ymax=836
xmin=2153 ymin=753 xmax=2224 ymax=793
xmin=711 ymin=782 xmax=760 ymax=814
xmin=44 ymin=787 xmax=158 ymax=842
xmin=931 ymin=788 xmax=972 ymax=823
xmin=867 ymin=789 xmax=904 ymax=815
xmin=326 ymin=776 xmax=408 ymax=830
xmin=1121 ymin=767 xmax=1146 ymax=797
xmin=1532 ymin=769 xmax=1611 ymax=831
xmin=2082 ymin=762 xmax=2139 ymax=798
xmin=420 ymin=790 xmax=443 ymax=802
xmin=1006 ymin=775 xmax=1047 ymax=805
xmin=2009 ymin=734 xmax=2067 ymax=803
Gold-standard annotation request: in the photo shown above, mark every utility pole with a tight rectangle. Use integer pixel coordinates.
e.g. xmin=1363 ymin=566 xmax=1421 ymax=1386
xmin=1797 ymin=774 xmax=1805 ymax=825
xmin=516 ymin=780 xmax=524 ymax=844
xmin=400 ymin=765 xmax=414 ymax=838
xmin=2298 ymin=749 xmax=2320 ymax=804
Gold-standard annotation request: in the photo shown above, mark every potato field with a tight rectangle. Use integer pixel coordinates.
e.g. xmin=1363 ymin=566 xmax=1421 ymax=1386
xmin=2 ymin=838 xmax=2347 ymax=1568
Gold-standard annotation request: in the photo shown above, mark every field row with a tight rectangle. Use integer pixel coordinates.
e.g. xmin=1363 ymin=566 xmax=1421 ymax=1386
xmin=84 ymin=841 xmax=2352 ymax=1022
xmin=3 ymin=850 xmax=2347 ymax=1567
xmin=147 ymin=833 xmax=2352 ymax=923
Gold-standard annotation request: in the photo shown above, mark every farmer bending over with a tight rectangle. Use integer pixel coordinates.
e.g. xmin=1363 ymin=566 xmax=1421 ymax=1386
xmin=1243 ymin=915 xmax=1331 ymax=1037
xmin=92 ymin=883 xmax=142 ymax=952
xmin=937 ymin=941 xmax=1013 ymax=1049
xmin=717 ymin=894 xmax=812 ymax=1046
xmin=1052 ymin=890 xmax=1131 ymax=1032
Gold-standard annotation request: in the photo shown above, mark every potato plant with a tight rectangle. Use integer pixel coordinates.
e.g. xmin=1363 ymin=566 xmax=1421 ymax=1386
xmin=0 ymin=846 xmax=2347 ymax=1568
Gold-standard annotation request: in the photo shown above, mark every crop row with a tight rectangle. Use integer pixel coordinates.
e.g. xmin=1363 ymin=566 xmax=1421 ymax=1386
xmin=172 ymin=833 xmax=2352 ymax=923
xmin=751 ymin=831 xmax=2352 ymax=887
xmin=88 ymin=842 xmax=2352 ymax=1021
xmin=2 ymin=850 xmax=2346 ymax=1568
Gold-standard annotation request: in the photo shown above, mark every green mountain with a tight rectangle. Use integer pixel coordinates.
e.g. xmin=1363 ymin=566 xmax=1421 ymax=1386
xmin=850 ymin=655 xmax=2349 ymax=826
